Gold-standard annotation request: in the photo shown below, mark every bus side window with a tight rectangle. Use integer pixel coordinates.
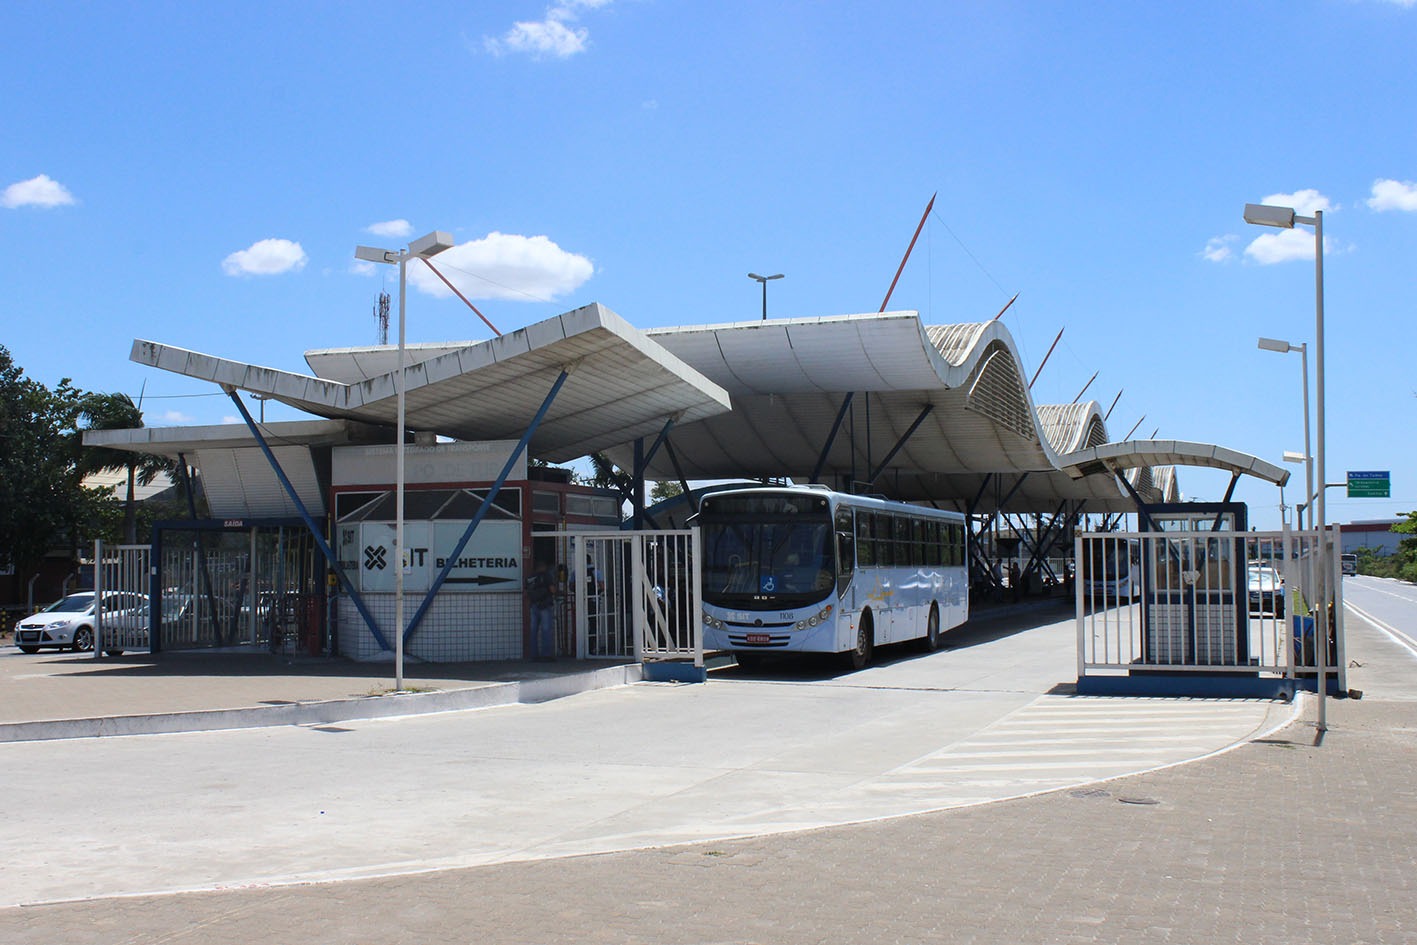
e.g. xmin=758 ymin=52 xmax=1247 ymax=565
xmin=857 ymin=513 xmax=875 ymax=567
xmin=894 ymin=516 xmax=912 ymax=566
xmin=876 ymin=514 xmax=894 ymax=566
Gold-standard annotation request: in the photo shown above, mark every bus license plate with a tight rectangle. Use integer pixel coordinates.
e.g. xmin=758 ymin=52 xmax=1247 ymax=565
xmin=745 ymin=633 xmax=771 ymax=645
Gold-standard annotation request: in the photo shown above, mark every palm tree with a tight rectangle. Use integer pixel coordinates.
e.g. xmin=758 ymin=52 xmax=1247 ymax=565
xmin=76 ymin=392 xmax=174 ymax=544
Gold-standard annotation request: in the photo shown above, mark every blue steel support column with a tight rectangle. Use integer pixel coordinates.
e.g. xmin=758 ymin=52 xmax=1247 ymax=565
xmin=637 ymin=416 xmax=676 ymax=472
xmin=1113 ymin=469 xmax=1160 ymax=534
xmin=811 ymin=392 xmax=855 ymax=485
xmin=632 ymin=438 xmax=646 ymax=530
xmin=663 ymin=438 xmax=693 ymax=504
xmin=224 ymin=387 xmax=392 ymax=651
xmin=404 ymin=367 xmax=571 ymax=644
xmin=867 ymin=404 xmax=934 ymax=486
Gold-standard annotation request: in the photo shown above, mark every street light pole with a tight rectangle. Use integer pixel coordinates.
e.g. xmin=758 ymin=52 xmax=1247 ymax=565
xmin=1258 ymin=337 xmax=1312 ymax=530
xmin=354 ymin=231 xmax=454 ymax=690
xmin=748 ymin=272 xmax=784 ymax=320
xmin=1245 ymin=203 xmax=1327 ymax=730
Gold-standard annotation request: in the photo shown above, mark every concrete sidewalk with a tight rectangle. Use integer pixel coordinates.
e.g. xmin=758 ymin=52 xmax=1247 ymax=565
xmin=0 ymin=649 xmax=643 ymax=742
xmin=4 ymin=695 xmax=1408 ymax=945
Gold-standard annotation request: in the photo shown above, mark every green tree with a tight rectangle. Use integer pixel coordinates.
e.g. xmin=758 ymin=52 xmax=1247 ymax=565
xmin=0 ymin=345 xmax=111 ymax=581
xmin=76 ymin=391 xmax=174 ymax=544
xmin=650 ymin=480 xmax=685 ymax=503
xmin=1390 ymin=512 xmax=1417 ymax=583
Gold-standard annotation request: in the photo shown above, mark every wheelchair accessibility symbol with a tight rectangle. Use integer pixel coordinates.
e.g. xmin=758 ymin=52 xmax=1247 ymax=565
xmin=761 ymin=576 xmax=776 ymax=593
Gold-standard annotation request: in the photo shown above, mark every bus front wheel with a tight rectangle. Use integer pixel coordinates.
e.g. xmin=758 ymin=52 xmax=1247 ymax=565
xmin=920 ymin=605 xmax=941 ymax=652
xmin=846 ymin=615 xmax=874 ymax=671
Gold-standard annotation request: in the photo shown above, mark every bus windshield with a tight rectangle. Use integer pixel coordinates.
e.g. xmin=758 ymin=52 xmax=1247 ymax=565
xmin=701 ymin=517 xmax=835 ymax=607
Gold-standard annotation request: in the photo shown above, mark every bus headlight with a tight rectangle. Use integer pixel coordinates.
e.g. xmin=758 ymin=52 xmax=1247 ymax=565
xmin=796 ymin=620 xmax=807 ymax=630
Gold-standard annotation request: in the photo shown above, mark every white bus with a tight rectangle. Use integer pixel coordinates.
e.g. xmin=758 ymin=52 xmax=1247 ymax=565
xmin=697 ymin=486 xmax=968 ymax=669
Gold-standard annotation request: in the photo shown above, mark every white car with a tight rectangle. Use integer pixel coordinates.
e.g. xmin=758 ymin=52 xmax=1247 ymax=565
xmin=13 ymin=592 xmax=148 ymax=654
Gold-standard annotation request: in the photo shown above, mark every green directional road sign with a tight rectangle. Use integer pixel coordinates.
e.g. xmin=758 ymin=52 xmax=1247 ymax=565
xmin=1347 ymin=470 xmax=1391 ymax=498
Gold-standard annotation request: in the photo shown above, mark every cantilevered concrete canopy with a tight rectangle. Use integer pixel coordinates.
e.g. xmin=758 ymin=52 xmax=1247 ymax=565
xmin=122 ymin=305 xmax=1285 ymax=516
xmin=130 ymin=303 xmax=733 ymax=463
xmin=83 ymin=419 xmax=390 ymax=518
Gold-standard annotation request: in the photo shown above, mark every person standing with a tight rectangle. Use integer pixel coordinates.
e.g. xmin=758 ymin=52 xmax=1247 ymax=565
xmin=525 ymin=558 xmax=558 ymax=660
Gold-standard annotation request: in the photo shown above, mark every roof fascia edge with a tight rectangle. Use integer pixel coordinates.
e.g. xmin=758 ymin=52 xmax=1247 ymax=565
xmin=1059 ymin=439 xmax=1290 ymax=487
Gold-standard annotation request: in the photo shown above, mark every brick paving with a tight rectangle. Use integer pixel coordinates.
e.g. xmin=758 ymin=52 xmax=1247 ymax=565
xmin=4 ymin=695 xmax=1413 ymax=945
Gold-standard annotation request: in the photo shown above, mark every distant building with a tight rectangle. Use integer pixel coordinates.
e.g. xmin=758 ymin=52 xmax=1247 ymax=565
xmin=1341 ymin=519 xmax=1405 ymax=556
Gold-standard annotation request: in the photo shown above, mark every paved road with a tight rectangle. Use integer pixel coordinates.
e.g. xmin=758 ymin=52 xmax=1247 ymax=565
xmin=0 ymin=603 xmax=1292 ymax=910
xmin=1344 ymin=575 xmax=1417 ymax=699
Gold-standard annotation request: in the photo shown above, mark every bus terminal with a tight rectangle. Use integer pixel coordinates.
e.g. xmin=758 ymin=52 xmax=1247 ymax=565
xmin=78 ymin=301 xmax=1319 ymax=699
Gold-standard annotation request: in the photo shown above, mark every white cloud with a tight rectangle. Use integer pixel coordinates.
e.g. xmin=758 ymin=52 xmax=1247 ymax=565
xmin=1368 ymin=178 xmax=1417 ymax=212
xmin=2 ymin=173 xmax=76 ymax=209
xmin=221 ymin=415 xmax=243 ymax=425
xmin=407 ymin=231 xmax=593 ymax=302
xmin=158 ymin=409 xmax=195 ymax=425
xmin=367 ymin=219 xmax=414 ymax=238
xmin=221 ymin=238 xmax=308 ymax=276
xmin=1260 ymin=189 xmax=1333 ymax=217
xmin=1244 ymin=230 xmax=1318 ymax=264
xmin=351 ymin=260 xmax=378 ymax=276
xmin=1241 ymin=189 xmax=1333 ymax=264
xmin=484 ymin=1 xmax=611 ymax=58
xmin=1201 ymin=235 xmax=1236 ymax=263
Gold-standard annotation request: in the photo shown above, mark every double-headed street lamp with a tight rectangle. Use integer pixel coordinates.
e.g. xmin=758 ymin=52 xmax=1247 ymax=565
xmin=354 ymin=230 xmax=455 ymax=690
xmin=1258 ymin=337 xmax=1312 ymax=530
xmin=748 ymin=272 xmax=784 ymax=320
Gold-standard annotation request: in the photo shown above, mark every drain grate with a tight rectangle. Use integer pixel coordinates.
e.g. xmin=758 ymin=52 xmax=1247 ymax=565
xmin=1069 ymin=788 xmax=1112 ymax=800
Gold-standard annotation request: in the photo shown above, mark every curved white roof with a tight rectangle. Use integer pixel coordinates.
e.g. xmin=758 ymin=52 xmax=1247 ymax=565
xmin=125 ymin=305 xmax=1283 ymax=515
xmin=608 ymin=313 xmax=1189 ymax=511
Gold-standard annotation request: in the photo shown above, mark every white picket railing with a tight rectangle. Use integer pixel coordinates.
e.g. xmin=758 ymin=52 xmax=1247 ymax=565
xmin=1077 ymin=528 xmax=1343 ymax=689
xmin=548 ymin=529 xmax=703 ymax=667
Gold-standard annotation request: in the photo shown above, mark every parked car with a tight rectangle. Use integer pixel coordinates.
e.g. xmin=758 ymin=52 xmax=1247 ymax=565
xmin=1246 ymin=564 xmax=1285 ymax=616
xmin=1341 ymin=553 xmax=1358 ymax=576
xmin=13 ymin=592 xmax=148 ymax=654
xmin=106 ymin=593 xmax=237 ymax=649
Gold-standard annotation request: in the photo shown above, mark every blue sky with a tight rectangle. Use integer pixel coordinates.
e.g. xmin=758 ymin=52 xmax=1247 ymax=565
xmin=4 ymin=1 xmax=1415 ymax=530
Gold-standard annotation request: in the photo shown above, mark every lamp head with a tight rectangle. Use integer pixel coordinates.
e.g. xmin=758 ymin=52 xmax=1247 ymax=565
xmin=355 ymin=245 xmax=397 ymax=264
xmin=409 ymin=230 xmax=455 ymax=259
xmin=1243 ymin=203 xmax=1296 ymax=229
xmin=1257 ymin=337 xmax=1293 ymax=353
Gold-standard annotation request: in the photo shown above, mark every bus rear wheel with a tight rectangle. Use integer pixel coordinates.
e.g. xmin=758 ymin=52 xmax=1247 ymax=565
xmin=846 ymin=615 xmax=874 ymax=671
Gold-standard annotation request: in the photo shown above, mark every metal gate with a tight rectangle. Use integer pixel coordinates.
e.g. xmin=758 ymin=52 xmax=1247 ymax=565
xmin=548 ymin=529 xmax=702 ymax=667
xmin=155 ymin=525 xmax=323 ymax=653
xmin=1078 ymin=528 xmax=1345 ymax=688
xmin=93 ymin=541 xmax=153 ymax=656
